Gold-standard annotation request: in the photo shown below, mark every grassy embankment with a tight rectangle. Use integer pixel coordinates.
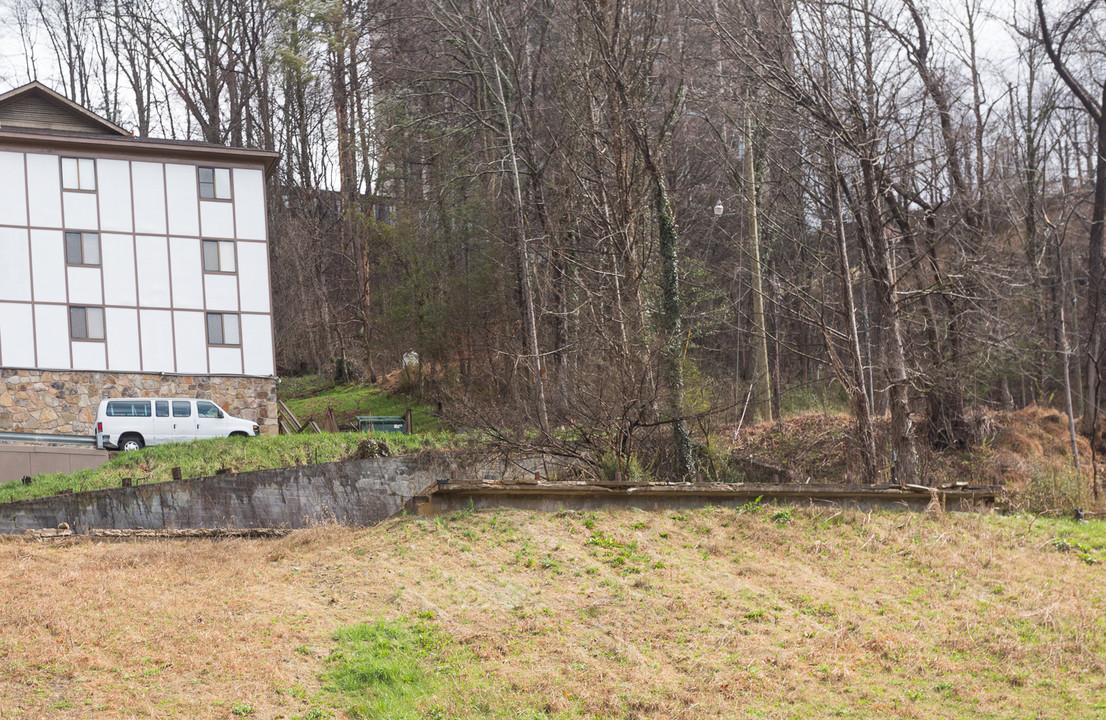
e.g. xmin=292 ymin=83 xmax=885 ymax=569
xmin=0 ymin=506 xmax=1102 ymax=719
xmin=0 ymin=432 xmax=458 ymax=504
xmin=0 ymin=380 xmax=451 ymax=504
xmin=280 ymin=377 xmax=443 ymax=433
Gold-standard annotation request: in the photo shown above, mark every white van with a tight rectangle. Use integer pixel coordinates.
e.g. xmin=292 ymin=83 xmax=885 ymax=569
xmin=95 ymin=398 xmax=260 ymax=451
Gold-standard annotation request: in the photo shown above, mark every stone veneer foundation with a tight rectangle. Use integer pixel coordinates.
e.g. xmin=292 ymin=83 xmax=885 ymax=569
xmin=0 ymin=369 xmax=277 ymax=436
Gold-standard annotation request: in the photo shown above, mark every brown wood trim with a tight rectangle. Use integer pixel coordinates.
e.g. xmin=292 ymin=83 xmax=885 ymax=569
xmin=163 ymin=163 xmax=178 ymax=374
xmin=2 ymin=299 xmax=270 ymax=315
xmin=129 ymin=161 xmax=144 ymax=372
xmin=59 ymin=162 xmax=74 ymax=369
xmin=231 ymin=188 xmax=245 ymax=373
xmin=93 ymin=162 xmax=107 ymax=369
xmin=0 ymin=222 xmax=269 ymax=245
xmin=260 ymin=167 xmax=277 ymax=375
xmin=22 ymin=154 xmax=37 ymax=368
xmin=0 ymin=132 xmax=278 ymax=173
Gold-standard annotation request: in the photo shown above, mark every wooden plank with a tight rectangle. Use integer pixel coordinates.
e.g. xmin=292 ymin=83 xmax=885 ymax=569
xmin=277 ymin=400 xmax=302 ymax=433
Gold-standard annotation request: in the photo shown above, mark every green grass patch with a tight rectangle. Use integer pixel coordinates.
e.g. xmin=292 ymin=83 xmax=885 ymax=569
xmin=322 ymin=620 xmax=441 ymax=719
xmin=313 ymin=618 xmax=552 ymax=719
xmin=282 ymin=382 xmax=442 ymax=433
xmin=278 ymin=374 xmax=340 ymax=400
xmin=0 ymin=432 xmax=460 ymax=503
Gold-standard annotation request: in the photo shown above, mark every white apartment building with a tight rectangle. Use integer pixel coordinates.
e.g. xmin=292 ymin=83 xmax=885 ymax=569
xmin=0 ymin=82 xmax=280 ymax=434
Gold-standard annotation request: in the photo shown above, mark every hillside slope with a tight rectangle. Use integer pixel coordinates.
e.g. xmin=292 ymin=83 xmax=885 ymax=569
xmin=1 ymin=507 xmax=1103 ymax=719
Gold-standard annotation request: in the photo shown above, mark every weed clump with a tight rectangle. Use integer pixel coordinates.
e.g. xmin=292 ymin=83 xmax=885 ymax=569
xmin=349 ymin=437 xmax=391 ymax=460
xmin=1009 ymin=462 xmax=1090 ymax=514
xmin=596 ymin=451 xmax=650 ymax=482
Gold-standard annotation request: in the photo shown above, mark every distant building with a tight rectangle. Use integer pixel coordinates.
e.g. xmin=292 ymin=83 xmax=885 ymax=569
xmin=0 ymin=82 xmax=279 ymax=435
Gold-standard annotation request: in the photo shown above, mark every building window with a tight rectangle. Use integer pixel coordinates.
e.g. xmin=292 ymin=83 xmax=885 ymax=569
xmin=198 ymin=166 xmax=232 ymax=200
xmin=65 ymin=231 xmax=100 ymax=266
xmin=202 ymin=239 xmax=236 ymax=273
xmin=206 ymin=312 xmax=240 ymax=346
xmin=70 ymin=306 xmax=105 ymax=340
xmin=61 ymin=157 xmax=96 ymax=191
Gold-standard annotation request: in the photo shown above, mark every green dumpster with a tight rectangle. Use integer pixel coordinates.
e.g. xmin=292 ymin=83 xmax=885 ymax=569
xmin=355 ymin=415 xmax=407 ymax=434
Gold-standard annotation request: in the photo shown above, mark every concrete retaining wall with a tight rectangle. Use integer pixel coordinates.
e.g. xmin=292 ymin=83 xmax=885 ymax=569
xmin=0 ymin=444 xmax=109 ymax=484
xmin=0 ymin=453 xmax=554 ymax=534
xmin=430 ymin=482 xmax=999 ymax=515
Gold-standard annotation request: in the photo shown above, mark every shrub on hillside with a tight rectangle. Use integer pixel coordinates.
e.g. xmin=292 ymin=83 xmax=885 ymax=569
xmin=1009 ymin=462 xmax=1091 ymax=514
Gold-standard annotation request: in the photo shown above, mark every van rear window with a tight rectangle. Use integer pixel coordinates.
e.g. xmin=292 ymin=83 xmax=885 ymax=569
xmin=106 ymin=400 xmax=151 ymax=418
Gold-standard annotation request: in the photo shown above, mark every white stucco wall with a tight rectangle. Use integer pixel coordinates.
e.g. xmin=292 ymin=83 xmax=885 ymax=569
xmin=0 ymin=150 xmax=274 ymax=377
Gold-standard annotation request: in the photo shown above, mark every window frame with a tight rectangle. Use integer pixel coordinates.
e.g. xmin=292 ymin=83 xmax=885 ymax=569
xmin=198 ymin=166 xmax=233 ymax=201
xmin=64 ymin=231 xmax=101 ymax=267
xmin=106 ymin=400 xmax=151 ymax=418
xmin=69 ymin=306 xmax=106 ymax=342
xmin=206 ymin=312 xmax=241 ymax=347
xmin=60 ymin=157 xmax=97 ymax=192
xmin=197 ymin=401 xmax=225 ymax=419
xmin=202 ymin=238 xmax=237 ymax=274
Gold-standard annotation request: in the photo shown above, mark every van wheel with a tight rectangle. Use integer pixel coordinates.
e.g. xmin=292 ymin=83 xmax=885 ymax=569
xmin=229 ymin=432 xmax=248 ymax=438
xmin=119 ymin=434 xmax=144 ymax=452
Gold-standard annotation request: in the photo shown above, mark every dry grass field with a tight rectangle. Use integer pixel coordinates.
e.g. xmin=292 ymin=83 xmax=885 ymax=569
xmin=1 ymin=506 xmax=1104 ymax=719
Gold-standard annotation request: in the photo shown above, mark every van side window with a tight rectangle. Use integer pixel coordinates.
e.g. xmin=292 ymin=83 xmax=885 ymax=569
xmin=197 ymin=401 xmax=223 ymax=419
xmin=156 ymin=401 xmax=169 ymax=417
xmin=106 ymin=400 xmax=151 ymax=417
xmin=172 ymin=401 xmax=192 ymax=418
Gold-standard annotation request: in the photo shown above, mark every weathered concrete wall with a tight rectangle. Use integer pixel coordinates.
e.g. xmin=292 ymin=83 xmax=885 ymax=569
xmin=429 ymin=483 xmax=998 ymax=515
xmin=0 ymin=453 xmax=551 ymax=534
xmin=0 ymin=368 xmax=277 ymax=435
xmin=0 ymin=444 xmax=109 ymax=485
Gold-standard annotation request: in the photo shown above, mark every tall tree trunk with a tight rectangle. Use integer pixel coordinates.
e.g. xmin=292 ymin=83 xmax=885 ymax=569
xmin=832 ymin=163 xmax=879 ymax=484
xmin=1055 ymin=236 xmax=1081 ymax=475
xmin=1082 ymin=83 xmax=1106 ymax=436
xmin=858 ymin=157 xmax=919 ymax=485
xmin=745 ymin=112 xmax=773 ymax=423
xmin=655 ymin=172 xmax=694 ymax=479
xmin=1035 ymin=0 xmax=1106 ymax=435
xmin=487 ymin=4 xmax=549 ymax=437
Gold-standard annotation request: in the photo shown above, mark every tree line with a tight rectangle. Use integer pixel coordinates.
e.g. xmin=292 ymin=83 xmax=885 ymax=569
xmin=6 ymin=0 xmax=1106 ymax=485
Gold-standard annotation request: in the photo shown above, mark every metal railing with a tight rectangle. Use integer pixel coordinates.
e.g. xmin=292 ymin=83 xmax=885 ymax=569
xmin=0 ymin=431 xmax=98 ymax=447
